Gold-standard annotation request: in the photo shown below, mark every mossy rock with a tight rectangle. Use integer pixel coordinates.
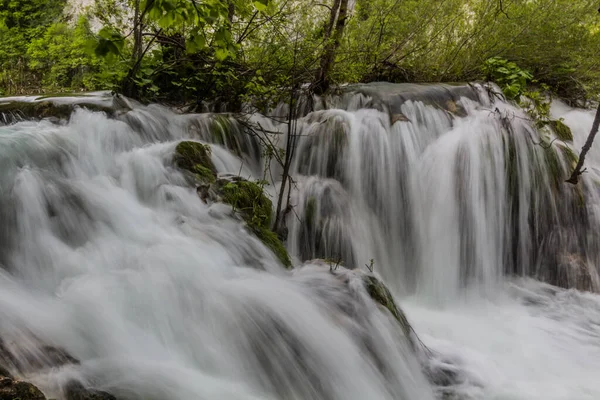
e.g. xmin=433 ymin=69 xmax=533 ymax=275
xmin=0 ymin=101 xmax=114 ymax=121
xmin=170 ymin=144 xmax=291 ymax=268
xmin=558 ymin=144 xmax=578 ymax=168
xmin=173 ymin=141 xmax=217 ymax=184
xmin=0 ymin=378 xmax=46 ymax=400
xmin=362 ymin=274 xmax=412 ymax=339
xmin=549 ymin=119 xmax=573 ymax=142
xmin=218 ymin=179 xmax=273 ymax=229
xmin=217 ymin=178 xmax=291 ymax=268
xmin=251 ymin=225 xmax=292 ymax=268
xmin=539 ymin=119 xmax=573 ymax=142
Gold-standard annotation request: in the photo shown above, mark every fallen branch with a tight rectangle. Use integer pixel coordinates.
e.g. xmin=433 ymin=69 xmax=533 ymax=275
xmin=565 ymin=103 xmax=600 ymax=184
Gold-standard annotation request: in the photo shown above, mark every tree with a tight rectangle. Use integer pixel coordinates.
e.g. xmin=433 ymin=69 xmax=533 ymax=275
xmin=313 ymin=0 xmax=349 ymax=94
xmin=0 ymin=0 xmax=67 ymax=93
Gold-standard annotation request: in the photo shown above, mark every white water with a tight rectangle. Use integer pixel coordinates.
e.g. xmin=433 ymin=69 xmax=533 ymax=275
xmin=1 ymin=85 xmax=600 ymax=399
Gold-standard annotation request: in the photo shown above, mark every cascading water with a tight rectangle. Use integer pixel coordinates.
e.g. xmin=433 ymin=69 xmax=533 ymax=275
xmin=0 ymin=83 xmax=600 ymax=400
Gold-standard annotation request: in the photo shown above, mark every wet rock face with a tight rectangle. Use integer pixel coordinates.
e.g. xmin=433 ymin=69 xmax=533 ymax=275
xmin=0 ymin=337 xmax=79 ymax=376
xmin=0 ymin=377 xmax=46 ymax=400
xmin=0 ymin=336 xmax=119 ymax=400
xmin=553 ymin=252 xmax=597 ymax=292
xmin=64 ymin=381 xmax=117 ymax=400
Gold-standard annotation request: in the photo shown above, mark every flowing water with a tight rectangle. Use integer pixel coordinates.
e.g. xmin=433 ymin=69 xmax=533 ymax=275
xmin=0 ymin=84 xmax=599 ymax=399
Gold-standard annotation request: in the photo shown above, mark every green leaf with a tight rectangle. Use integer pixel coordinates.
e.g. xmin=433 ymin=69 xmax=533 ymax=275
xmin=215 ymin=48 xmax=229 ymax=61
xmin=253 ymin=0 xmax=268 ymax=12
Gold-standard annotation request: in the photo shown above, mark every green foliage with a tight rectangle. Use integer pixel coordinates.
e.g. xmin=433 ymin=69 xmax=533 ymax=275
xmin=483 ymin=57 xmax=533 ymax=100
xmin=94 ymin=26 xmax=125 ymax=58
xmin=2 ymin=0 xmax=600 ymax=106
xmin=0 ymin=0 xmax=67 ymax=93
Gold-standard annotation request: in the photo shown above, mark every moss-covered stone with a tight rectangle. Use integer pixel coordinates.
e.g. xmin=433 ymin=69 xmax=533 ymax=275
xmin=0 ymin=378 xmax=46 ymax=400
xmin=558 ymin=144 xmax=578 ymax=168
xmin=171 ymin=143 xmax=291 ymax=268
xmin=362 ymin=274 xmax=412 ymax=339
xmin=548 ymin=119 xmax=573 ymax=142
xmin=217 ymin=178 xmax=292 ymax=268
xmin=252 ymin=225 xmax=292 ymax=268
xmin=173 ymin=141 xmax=217 ymax=184
xmin=219 ymin=179 xmax=272 ymax=229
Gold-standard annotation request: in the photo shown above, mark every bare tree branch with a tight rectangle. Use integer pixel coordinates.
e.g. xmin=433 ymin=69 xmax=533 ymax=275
xmin=566 ymin=103 xmax=600 ymax=184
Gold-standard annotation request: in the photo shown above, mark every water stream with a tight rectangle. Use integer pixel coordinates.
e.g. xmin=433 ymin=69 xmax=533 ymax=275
xmin=1 ymin=84 xmax=599 ymax=399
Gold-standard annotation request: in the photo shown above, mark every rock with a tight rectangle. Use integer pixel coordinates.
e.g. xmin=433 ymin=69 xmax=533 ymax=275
xmin=555 ymin=252 xmax=597 ymax=292
xmin=296 ymin=114 xmax=348 ymax=179
xmin=0 ymin=378 xmax=46 ymax=400
xmin=391 ymin=113 xmax=410 ymax=124
xmin=64 ymin=381 xmax=116 ymax=400
xmin=444 ymin=100 xmax=467 ymax=117
xmin=216 ymin=176 xmax=292 ymax=268
xmin=171 ymin=147 xmax=292 ymax=268
xmin=173 ymin=141 xmax=217 ymax=185
xmin=0 ymin=337 xmax=79 ymax=375
xmin=0 ymin=98 xmax=118 ymax=124
xmin=546 ymin=119 xmax=573 ymax=142
xmin=0 ymin=336 xmax=120 ymax=400
xmin=309 ymin=260 xmax=414 ymax=342
xmin=362 ymin=274 xmax=413 ymax=339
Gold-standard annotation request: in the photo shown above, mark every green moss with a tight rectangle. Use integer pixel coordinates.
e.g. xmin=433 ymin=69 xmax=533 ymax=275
xmin=193 ymin=164 xmax=216 ymax=184
xmin=220 ymin=180 xmax=272 ymax=229
xmin=174 ymin=141 xmax=216 ymax=180
xmin=252 ymin=225 xmax=292 ymax=268
xmin=218 ymin=179 xmax=292 ymax=268
xmin=304 ymin=197 xmax=317 ymax=226
xmin=558 ymin=144 xmax=578 ymax=168
xmin=539 ymin=119 xmax=573 ymax=142
xmin=210 ymin=115 xmax=244 ymax=156
xmin=544 ymin=145 xmax=562 ymax=191
xmin=363 ymin=275 xmax=412 ymax=338
xmin=0 ymin=380 xmax=47 ymax=400
xmin=211 ymin=115 xmax=230 ymax=144
xmin=549 ymin=119 xmax=573 ymax=142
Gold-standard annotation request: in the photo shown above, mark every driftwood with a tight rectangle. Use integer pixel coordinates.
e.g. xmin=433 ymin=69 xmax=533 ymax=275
xmin=565 ymin=103 xmax=600 ymax=185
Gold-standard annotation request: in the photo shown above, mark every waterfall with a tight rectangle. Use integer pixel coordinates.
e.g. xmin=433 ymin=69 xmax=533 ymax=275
xmin=1 ymin=83 xmax=600 ymax=400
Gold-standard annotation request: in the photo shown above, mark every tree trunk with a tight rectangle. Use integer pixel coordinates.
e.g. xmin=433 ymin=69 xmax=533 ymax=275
xmin=313 ymin=0 xmax=349 ymax=95
xmin=122 ymin=0 xmax=144 ymax=97
xmin=228 ymin=1 xmax=235 ymax=25
xmin=566 ymin=103 xmax=600 ymax=184
xmin=324 ymin=0 xmax=342 ymax=41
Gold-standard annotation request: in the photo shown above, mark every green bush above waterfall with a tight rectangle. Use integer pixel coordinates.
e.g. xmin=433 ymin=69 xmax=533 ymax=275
xmin=1 ymin=0 xmax=600 ymax=105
